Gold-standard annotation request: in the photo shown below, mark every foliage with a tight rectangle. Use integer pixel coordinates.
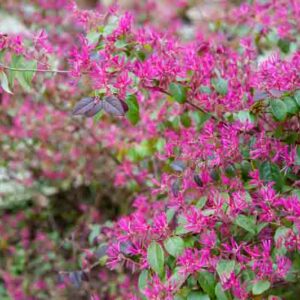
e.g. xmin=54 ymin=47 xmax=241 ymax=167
xmin=0 ymin=0 xmax=300 ymax=299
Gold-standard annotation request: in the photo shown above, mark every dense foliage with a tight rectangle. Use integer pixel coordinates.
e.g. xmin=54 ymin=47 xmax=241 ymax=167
xmin=0 ymin=0 xmax=299 ymax=299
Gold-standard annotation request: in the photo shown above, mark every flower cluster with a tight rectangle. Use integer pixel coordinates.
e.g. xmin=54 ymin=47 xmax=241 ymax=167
xmin=0 ymin=0 xmax=299 ymax=299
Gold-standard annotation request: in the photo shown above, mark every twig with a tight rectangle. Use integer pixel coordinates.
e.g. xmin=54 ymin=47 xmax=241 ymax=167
xmin=0 ymin=62 xmax=70 ymax=74
xmin=186 ymin=99 xmax=218 ymax=120
xmin=144 ymin=84 xmax=219 ymax=120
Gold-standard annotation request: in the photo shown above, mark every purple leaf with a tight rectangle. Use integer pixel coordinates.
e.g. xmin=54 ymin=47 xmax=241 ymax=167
xmin=171 ymin=160 xmax=186 ymax=172
xmin=72 ymin=97 xmax=104 ymax=117
xmin=95 ymin=244 xmax=108 ymax=259
xmin=120 ymin=241 xmax=133 ymax=255
xmin=193 ymin=174 xmax=203 ymax=187
xmin=253 ymin=90 xmax=268 ymax=101
xmin=171 ymin=179 xmax=180 ymax=197
xmin=90 ymin=52 xmax=105 ymax=62
xmin=72 ymin=97 xmax=95 ymax=115
xmin=57 ymin=273 xmax=65 ymax=284
xmin=84 ymin=101 xmax=103 ymax=117
xmin=103 ymin=95 xmax=128 ymax=116
xmin=69 ymin=271 xmax=84 ymax=288
xmin=269 ymin=89 xmax=285 ymax=98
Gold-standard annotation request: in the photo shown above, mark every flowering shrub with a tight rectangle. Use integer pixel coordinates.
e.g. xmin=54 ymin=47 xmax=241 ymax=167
xmin=0 ymin=0 xmax=300 ymax=299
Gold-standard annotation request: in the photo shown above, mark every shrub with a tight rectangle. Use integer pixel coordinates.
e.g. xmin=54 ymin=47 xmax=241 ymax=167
xmin=0 ymin=0 xmax=299 ymax=299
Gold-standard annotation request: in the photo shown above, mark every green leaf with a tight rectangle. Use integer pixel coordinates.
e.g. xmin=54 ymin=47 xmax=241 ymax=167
xmin=8 ymin=54 xmax=22 ymax=87
xmin=147 ymin=241 xmax=164 ymax=277
xmin=166 ymin=208 xmax=176 ymax=223
xmin=215 ymin=283 xmax=228 ymax=300
xmin=180 ymin=112 xmax=192 ymax=127
xmin=136 ymin=140 xmax=155 ymax=158
xmin=115 ymin=39 xmax=128 ymax=49
xmin=88 ymin=224 xmax=101 ymax=245
xmin=187 ymin=291 xmax=210 ymax=300
xmin=259 ymin=161 xmax=285 ymax=192
xmin=284 ymin=96 xmax=299 ymax=114
xmin=284 ymin=132 xmax=299 ymax=145
xmin=196 ymin=196 xmax=208 ymax=209
xmin=175 ymin=225 xmax=189 ymax=235
xmin=252 ymin=280 xmax=271 ymax=295
xmin=187 ymin=275 xmax=198 ymax=288
xmin=274 ymin=226 xmax=290 ymax=242
xmin=198 ymin=271 xmax=216 ymax=298
xmin=136 ymin=51 xmax=147 ymax=61
xmin=167 ymin=267 xmax=187 ymax=291
xmin=138 ymin=270 xmax=149 ymax=292
xmin=240 ymin=160 xmax=251 ymax=180
xmin=256 ymin=222 xmax=268 ymax=234
xmin=270 ymin=99 xmax=287 ymax=121
xmin=278 ymin=39 xmax=290 ymax=54
xmin=234 ymin=215 xmax=256 ymax=235
xmin=174 ymin=295 xmax=185 ymax=300
xmin=212 ymin=77 xmax=228 ymax=96
xmin=155 ymin=138 xmax=165 ymax=152
xmin=216 ymin=260 xmax=235 ymax=278
xmin=169 ymin=83 xmax=187 ymax=104
xmin=292 ymin=189 xmax=300 ymax=200
xmin=0 ymin=281 xmax=10 ymax=300
xmin=103 ymin=24 xmax=116 ymax=36
xmin=225 ymin=164 xmax=236 ymax=178
xmin=93 ymin=110 xmax=104 ymax=123
xmin=15 ymin=59 xmax=36 ymax=91
xmin=296 ymin=146 xmax=300 ymax=166
xmin=294 ymin=90 xmax=300 ymax=107
xmin=241 ymin=269 xmax=255 ymax=285
xmin=0 ymin=71 xmax=13 ymax=94
xmin=235 ymin=110 xmax=255 ymax=123
xmin=87 ymin=31 xmax=101 ymax=44
xmin=0 ymin=50 xmax=5 ymax=61
xmin=199 ymin=85 xmax=211 ymax=94
xmin=126 ymin=94 xmax=140 ymax=125
xmin=102 ymin=16 xmax=119 ymax=37
xmin=164 ymin=236 xmax=185 ymax=257
xmin=192 ymin=111 xmax=211 ymax=129
xmin=127 ymin=147 xmax=140 ymax=162
xmin=184 ymin=236 xmax=196 ymax=248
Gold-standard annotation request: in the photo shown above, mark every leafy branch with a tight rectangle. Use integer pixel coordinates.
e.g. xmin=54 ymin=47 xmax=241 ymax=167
xmin=0 ymin=62 xmax=70 ymax=74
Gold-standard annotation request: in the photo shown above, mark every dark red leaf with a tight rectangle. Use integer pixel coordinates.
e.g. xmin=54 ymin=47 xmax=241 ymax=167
xmin=120 ymin=99 xmax=129 ymax=113
xmin=81 ymin=271 xmax=89 ymax=282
